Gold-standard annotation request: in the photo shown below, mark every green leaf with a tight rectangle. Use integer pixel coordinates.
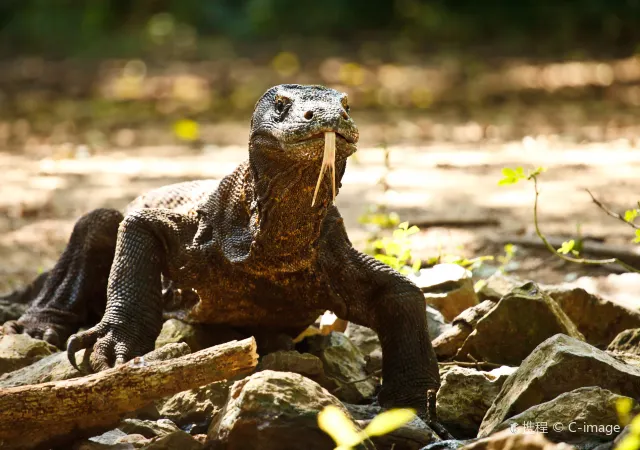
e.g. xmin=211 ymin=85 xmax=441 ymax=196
xmin=317 ymin=406 xmax=362 ymax=448
xmin=363 ymin=409 xmax=416 ymax=437
xmin=411 ymin=258 xmax=422 ymax=274
xmin=557 ymin=240 xmax=575 ymax=254
xmin=634 ymin=230 xmax=640 ymax=244
xmin=625 ymin=209 xmax=639 ymax=223
xmin=617 ymin=434 xmax=640 ymax=450
xmin=528 ymin=166 xmax=547 ymax=179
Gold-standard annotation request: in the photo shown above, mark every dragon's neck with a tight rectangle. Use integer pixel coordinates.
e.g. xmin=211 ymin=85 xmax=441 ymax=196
xmin=247 ymin=151 xmax=346 ymax=257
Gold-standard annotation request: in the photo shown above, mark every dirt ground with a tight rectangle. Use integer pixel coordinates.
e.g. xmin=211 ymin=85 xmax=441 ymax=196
xmin=1 ymin=117 xmax=639 ymax=294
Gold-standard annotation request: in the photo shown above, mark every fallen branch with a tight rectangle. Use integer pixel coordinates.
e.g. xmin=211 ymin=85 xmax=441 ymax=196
xmin=0 ymin=337 xmax=258 ymax=450
xmin=494 ymin=234 xmax=640 ymax=270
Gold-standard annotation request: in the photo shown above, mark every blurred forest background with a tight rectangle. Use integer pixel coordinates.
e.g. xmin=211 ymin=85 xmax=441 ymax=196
xmin=1 ymin=1 xmax=640 ymax=291
xmin=0 ymin=0 xmax=640 ymax=147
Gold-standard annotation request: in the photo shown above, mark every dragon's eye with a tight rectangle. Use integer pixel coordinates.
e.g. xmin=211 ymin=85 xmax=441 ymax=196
xmin=341 ymin=97 xmax=350 ymax=114
xmin=275 ymin=99 xmax=285 ymax=113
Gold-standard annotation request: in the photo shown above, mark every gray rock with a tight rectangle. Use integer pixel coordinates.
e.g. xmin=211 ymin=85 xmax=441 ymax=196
xmin=436 ymin=365 xmax=517 ymax=438
xmin=209 ymin=370 xmax=347 ymax=450
xmin=478 ymin=334 xmax=640 ymax=437
xmin=427 ymin=306 xmax=452 ymax=339
xmin=118 ymin=418 xmax=180 ymax=439
xmin=495 ymin=387 xmax=637 ymax=441
xmin=0 ymin=349 xmax=86 ymax=387
xmin=357 ymin=416 xmax=439 ymax=450
xmin=72 ymin=429 xmax=136 ymax=449
xmin=456 ymin=282 xmax=584 ymax=365
xmin=259 ymin=350 xmax=324 ymax=378
xmin=344 ymin=322 xmax=380 ymax=356
xmin=411 ymin=264 xmax=478 ymax=321
xmin=607 ymin=328 xmax=640 ymax=356
xmin=155 ymin=319 xmax=242 ymax=352
xmin=432 ymin=300 xmax=496 ymax=361
xmin=306 ymin=332 xmax=377 ymax=403
xmin=548 ymin=287 xmax=640 ymax=348
xmin=157 ymin=380 xmax=231 ymax=427
xmin=344 ymin=403 xmax=439 ymax=450
xmin=0 ymin=333 xmax=58 ymax=375
xmin=476 ymin=272 xmax=528 ymax=302
xmin=459 ymin=429 xmax=573 ymax=450
xmin=141 ymin=430 xmax=203 ymax=449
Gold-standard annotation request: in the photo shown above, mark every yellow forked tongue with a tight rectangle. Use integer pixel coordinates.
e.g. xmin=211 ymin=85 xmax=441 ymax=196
xmin=311 ymin=131 xmax=336 ymax=207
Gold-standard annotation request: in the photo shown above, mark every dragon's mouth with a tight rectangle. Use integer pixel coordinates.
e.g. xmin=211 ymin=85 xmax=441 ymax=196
xmin=299 ymin=131 xmax=353 ymax=144
xmin=311 ymin=131 xmax=337 ymax=207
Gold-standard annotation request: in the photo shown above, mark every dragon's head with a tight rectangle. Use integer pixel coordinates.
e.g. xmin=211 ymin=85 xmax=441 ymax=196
xmin=249 ymin=84 xmax=359 ymax=205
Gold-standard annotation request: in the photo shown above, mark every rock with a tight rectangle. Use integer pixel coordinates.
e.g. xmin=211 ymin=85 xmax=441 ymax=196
xmin=259 ymin=351 xmax=325 ymax=378
xmin=432 ymin=300 xmax=496 ymax=360
xmin=0 ymin=349 xmax=86 ymax=387
xmin=411 ymin=264 xmax=478 ymax=321
xmin=427 ymin=306 xmax=452 ymax=340
xmin=476 ymin=272 xmax=528 ymax=302
xmin=436 ymin=365 xmax=517 ymax=438
xmin=565 ymin=273 xmax=640 ymax=311
xmin=117 ymin=434 xmax=149 ymax=445
xmin=155 ymin=319 xmax=242 ymax=352
xmin=118 ymin=418 xmax=181 ymax=439
xmin=0 ymin=300 xmax=28 ymax=323
xmin=141 ymin=430 xmax=203 ymax=449
xmin=420 ymin=439 xmax=469 ymax=450
xmin=357 ymin=416 xmax=439 ymax=450
xmin=344 ymin=403 xmax=439 ymax=450
xmin=0 ymin=333 xmax=58 ymax=375
xmin=73 ymin=429 xmax=134 ymax=449
xmin=157 ymin=380 xmax=231 ymax=427
xmin=455 ymin=282 xmax=584 ymax=365
xmin=478 ymin=334 xmax=640 ymax=437
xmin=607 ymin=328 xmax=640 ymax=355
xmin=495 ymin=387 xmax=636 ymax=440
xmin=306 ymin=332 xmax=377 ymax=403
xmin=209 ymin=370 xmax=347 ymax=450
xmin=459 ymin=429 xmax=573 ymax=450
xmin=548 ymin=287 xmax=640 ymax=348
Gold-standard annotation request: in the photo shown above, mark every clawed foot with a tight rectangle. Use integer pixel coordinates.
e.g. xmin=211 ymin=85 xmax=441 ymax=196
xmin=3 ymin=312 xmax=75 ymax=348
xmin=67 ymin=321 xmax=155 ymax=371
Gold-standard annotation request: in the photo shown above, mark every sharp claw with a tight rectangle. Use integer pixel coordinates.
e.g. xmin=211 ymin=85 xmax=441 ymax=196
xmin=66 ymin=335 xmax=83 ymax=371
xmin=67 ymin=329 xmax=100 ymax=371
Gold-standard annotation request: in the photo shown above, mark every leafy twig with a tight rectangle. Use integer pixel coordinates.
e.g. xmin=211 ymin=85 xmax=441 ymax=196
xmin=585 ymin=189 xmax=640 ymax=230
xmin=530 ymin=176 xmax=640 ymax=273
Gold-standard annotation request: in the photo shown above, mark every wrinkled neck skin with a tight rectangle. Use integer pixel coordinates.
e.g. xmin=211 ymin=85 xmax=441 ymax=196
xmin=247 ymin=145 xmax=347 ymax=261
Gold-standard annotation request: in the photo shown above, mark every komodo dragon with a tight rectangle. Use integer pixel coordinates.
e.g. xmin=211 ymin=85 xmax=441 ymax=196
xmin=2 ymin=84 xmax=442 ymax=424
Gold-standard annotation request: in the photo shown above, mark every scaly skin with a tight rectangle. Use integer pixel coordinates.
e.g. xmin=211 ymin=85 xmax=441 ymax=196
xmin=2 ymin=84 xmax=441 ymax=421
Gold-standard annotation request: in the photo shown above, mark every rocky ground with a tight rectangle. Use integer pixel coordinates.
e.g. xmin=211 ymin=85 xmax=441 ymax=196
xmin=1 ymin=118 xmax=640 ymax=448
xmin=1 ymin=266 xmax=639 ymax=449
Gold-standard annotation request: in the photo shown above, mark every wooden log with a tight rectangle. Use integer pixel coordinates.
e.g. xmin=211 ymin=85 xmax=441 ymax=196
xmin=0 ymin=337 xmax=258 ymax=449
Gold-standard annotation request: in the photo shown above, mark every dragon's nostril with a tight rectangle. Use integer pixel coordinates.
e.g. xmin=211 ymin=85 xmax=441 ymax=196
xmin=341 ymin=111 xmax=349 ymax=120
xmin=304 ymin=111 xmax=314 ymax=120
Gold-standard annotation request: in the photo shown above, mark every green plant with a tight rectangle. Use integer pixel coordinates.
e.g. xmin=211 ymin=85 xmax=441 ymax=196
xmin=318 ymin=405 xmax=415 ymax=450
xmin=616 ymin=398 xmax=640 ymax=450
xmin=365 ymin=221 xmax=422 ymax=276
xmin=498 ymin=166 xmax=640 ymax=273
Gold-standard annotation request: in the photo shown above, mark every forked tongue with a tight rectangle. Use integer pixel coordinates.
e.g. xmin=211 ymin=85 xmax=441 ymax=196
xmin=311 ymin=131 xmax=336 ymax=207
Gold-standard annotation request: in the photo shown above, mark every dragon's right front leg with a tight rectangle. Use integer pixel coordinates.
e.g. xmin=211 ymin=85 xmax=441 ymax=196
xmin=67 ymin=208 xmax=198 ymax=371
